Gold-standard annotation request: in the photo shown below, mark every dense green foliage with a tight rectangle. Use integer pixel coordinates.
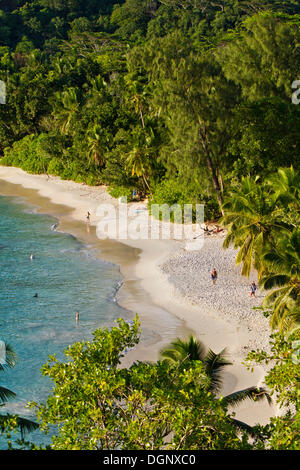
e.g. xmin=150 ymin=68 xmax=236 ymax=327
xmin=245 ymin=329 xmax=300 ymax=450
xmin=2 ymin=315 xmax=294 ymax=450
xmin=222 ymin=166 xmax=300 ymax=331
xmin=0 ymin=0 xmax=299 ymax=219
xmin=220 ymin=163 xmax=300 ymax=450
xmin=0 ymin=0 xmax=299 ymax=451
xmin=27 ymin=318 xmax=266 ymax=449
xmin=0 ymin=342 xmax=39 ymax=447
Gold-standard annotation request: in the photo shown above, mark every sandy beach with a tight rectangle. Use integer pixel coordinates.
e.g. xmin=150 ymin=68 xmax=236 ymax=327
xmin=0 ymin=166 xmax=277 ymax=427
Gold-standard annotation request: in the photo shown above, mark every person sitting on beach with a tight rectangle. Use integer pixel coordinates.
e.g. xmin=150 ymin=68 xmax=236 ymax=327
xmin=249 ymin=281 xmax=257 ymax=297
xmin=211 ymin=268 xmax=218 ymax=285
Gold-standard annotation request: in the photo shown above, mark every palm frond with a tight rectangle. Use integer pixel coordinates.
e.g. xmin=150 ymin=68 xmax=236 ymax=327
xmin=0 ymin=342 xmax=17 ymax=371
xmin=204 ymin=348 xmax=232 ymax=395
xmin=16 ymin=416 xmax=39 ymax=438
xmin=230 ymin=418 xmax=263 ymax=439
xmin=223 ymin=386 xmax=272 ymax=408
xmin=0 ymin=386 xmax=16 ymax=404
xmin=160 ymin=336 xmax=206 ymax=365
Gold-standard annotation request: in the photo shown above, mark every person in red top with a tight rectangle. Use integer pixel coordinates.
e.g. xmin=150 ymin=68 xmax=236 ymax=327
xmin=211 ymin=268 xmax=218 ymax=285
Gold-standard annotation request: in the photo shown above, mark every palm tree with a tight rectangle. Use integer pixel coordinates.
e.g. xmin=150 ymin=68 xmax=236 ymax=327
xmin=52 ymin=87 xmax=80 ymax=135
xmin=85 ymin=76 xmax=108 ymax=108
xmin=0 ymin=342 xmax=39 ymax=439
xmin=260 ymin=228 xmax=300 ymax=331
xmin=125 ymin=126 xmax=157 ymax=194
xmin=268 ymin=166 xmax=300 ymax=227
xmin=86 ymin=125 xmax=109 ymax=167
xmin=269 ymin=166 xmax=300 ymax=202
xmin=160 ymin=336 xmax=272 ymax=437
xmin=221 ymin=176 xmax=291 ymax=279
xmin=124 ymin=73 xmax=149 ymax=129
xmin=125 ymin=147 xmax=152 ymax=192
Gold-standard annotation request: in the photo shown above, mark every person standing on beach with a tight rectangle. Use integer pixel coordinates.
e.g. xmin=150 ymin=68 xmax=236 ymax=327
xmin=211 ymin=268 xmax=217 ymax=285
xmin=249 ymin=281 xmax=257 ymax=297
xmin=86 ymin=211 xmax=91 ymax=222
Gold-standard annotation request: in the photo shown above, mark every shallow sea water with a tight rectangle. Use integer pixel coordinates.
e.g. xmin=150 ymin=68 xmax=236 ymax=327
xmin=0 ymin=195 xmax=130 ymax=448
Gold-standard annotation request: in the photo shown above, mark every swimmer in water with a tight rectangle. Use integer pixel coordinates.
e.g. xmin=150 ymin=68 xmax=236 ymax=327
xmin=76 ymin=311 xmax=79 ymax=324
xmin=33 ymin=293 xmax=38 ymax=298
xmin=30 ymin=254 xmax=35 ymax=260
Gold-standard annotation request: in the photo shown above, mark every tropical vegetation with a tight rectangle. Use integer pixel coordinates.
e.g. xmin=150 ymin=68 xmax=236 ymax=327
xmin=0 ymin=341 xmax=39 ymax=447
xmin=160 ymin=336 xmax=272 ymax=438
xmin=0 ymin=1 xmax=299 ymax=219
xmin=0 ymin=0 xmax=299 ymax=451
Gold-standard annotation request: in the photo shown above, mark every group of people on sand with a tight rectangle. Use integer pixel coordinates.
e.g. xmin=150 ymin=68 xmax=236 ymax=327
xmin=210 ymin=268 xmax=257 ymax=297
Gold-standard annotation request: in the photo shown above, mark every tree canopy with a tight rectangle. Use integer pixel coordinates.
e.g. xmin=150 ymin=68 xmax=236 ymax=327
xmin=0 ymin=0 xmax=299 ymax=218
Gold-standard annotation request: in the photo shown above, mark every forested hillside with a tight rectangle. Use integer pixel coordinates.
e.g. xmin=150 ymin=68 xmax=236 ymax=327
xmin=0 ymin=0 xmax=299 ymax=218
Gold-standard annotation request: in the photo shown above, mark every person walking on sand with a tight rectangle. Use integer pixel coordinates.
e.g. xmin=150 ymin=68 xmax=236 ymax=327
xmin=86 ymin=211 xmax=91 ymax=222
xmin=211 ymin=268 xmax=218 ymax=285
xmin=249 ymin=281 xmax=257 ymax=297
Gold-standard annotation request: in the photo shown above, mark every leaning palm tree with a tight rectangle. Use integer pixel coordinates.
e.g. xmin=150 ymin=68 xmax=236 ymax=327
xmin=260 ymin=227 xmax=300 ymax=332
xmin=221 ymin=176 xmax=291 ymax=279
xmin=0 ymin=342 xmax=39 ymax=439
xmin=160 ymin=336 xmax=272 ymax=437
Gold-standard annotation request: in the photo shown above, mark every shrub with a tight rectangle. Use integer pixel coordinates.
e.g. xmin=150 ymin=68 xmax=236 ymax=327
xmin=108 ymin=185 xmax=134 ymax=201
xmin=1 ymin=135 xmax=48 ymax=174
xmin=47 ymin=158 xmax=65 ymax=176
xmin=149 ymin=178 xmax=220 ymax=221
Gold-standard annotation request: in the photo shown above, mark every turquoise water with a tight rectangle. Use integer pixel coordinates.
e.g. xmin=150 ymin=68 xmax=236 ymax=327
xmin=0 ymin=194 xmax=129 ymax=447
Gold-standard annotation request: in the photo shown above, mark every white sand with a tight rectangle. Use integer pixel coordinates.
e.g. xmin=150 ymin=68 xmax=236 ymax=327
xmin=0 ymin=166 xmax=278 ymax=426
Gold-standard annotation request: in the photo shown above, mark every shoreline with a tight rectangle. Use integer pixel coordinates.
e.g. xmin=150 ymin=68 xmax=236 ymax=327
xmin=0 ymin=166 xmax=277 ymax=426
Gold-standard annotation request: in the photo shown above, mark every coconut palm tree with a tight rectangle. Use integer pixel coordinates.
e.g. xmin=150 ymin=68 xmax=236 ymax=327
xmin=52 ymin=87 xmax=80 ymax=135
xmin=124 ymin=73 xmax=150 ymax=129
xmin=0 ymin=342 xmax=39 ymax=439
xmin=160 ymin=336 xmax=272 ymax=437
xmin=160 ymin=336 xmax=232 ymax=396
xmin=260 ymin=227 xmax=300 ymax=331
xmin=86 ymin=124 xmax=109 ymax=167
xmin=125 ymin=125 xmax=157 ymax=194
xmin=268 ymin=166 xmax=300 ymax=227
xmin=221 ymin=176 xmax=291 ymax=279
xmin=269 ymin=166 xmax=300 ymax=202
xmin=85 ymin=75 xmax=108 ymax=108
